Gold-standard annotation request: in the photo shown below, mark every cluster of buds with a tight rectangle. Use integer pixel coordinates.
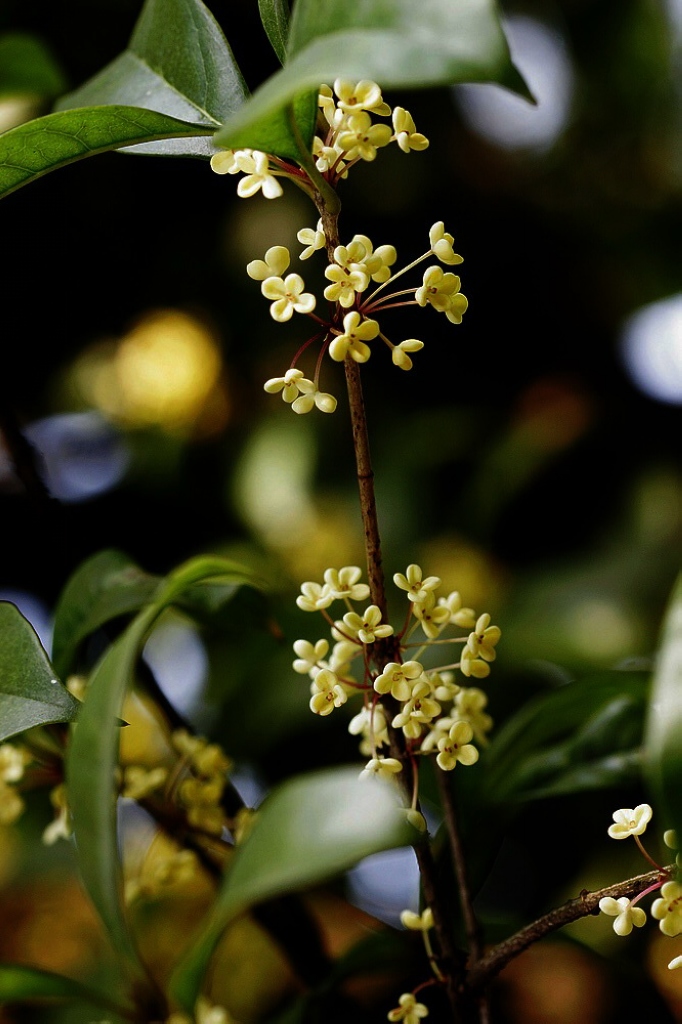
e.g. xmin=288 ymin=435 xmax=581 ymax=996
xmin=598 ymin=803 xmax=682 ymax=969
xmin=210 ymin=79 xmax=467 ymax=413
xmin=170 ymin=729 xmax=233 ymax=837
xmin=293 ymin=564 xmax=500 ymax=793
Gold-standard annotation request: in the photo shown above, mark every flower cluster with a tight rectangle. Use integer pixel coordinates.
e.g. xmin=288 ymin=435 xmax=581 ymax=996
xmin=293 ymin=564 xmax=500 ymax=789
xmin=599 ymin=804 xmax=682 ymax=969
xmin=210 ymin=79 xmax=467 ymax=414
xmin=0 ymin=742 xmax=28 ymax=826
xmin=171 ymin=729 xmax=233 ymax=837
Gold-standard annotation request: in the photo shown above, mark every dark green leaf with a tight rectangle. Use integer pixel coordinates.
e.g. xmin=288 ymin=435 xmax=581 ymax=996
xmin=51 ymin=549 xmax=160 ymax=679
xmin=645 ymin=574 xmax=682 ymax=841
xmin=0 ymin=106 xmax=213 ymax=201
xmin=481 ymin=671 xmax=649 ymax=803
xmin=214 ymin=0 xmax=525 ymax=159
xmin=0 ymin=963 xmax=128 ymax=1015
xmin=259 ymin=0 xmax=290 ymax=65
xmin=170 ymin=766 xmax=415 ymax=1010
xmin=0 ymin=603 xmax=79 ymax=743
xmin=66 ymin=557 xmax=264 ymax=978
xmin=0 ymin=33 xmax=67 ymax=98
xmin=58 ymin=0 xmax=248 ymax=158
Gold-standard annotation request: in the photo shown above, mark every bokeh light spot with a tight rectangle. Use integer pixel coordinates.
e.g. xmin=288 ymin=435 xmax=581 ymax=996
xmin=620 ymin=294 xmax=682 ymax=405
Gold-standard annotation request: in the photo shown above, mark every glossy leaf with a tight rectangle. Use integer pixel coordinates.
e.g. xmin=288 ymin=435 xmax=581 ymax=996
xmin=0 ymin=33 xmax=66 ymax=98
xmin=0 ymin=963 xmax=127 ymax=1014
xmin=66 ymin=556 xmax=263 ymax=980
xmin=51 ymin=549 xmax=160 ymax=679
xmin=0 ymin=603 xmax=79 ymax=743
xmin=0 ymin=106 xmax=213 ymax=201
xmin=170 ymin=766 xmax=415 ymax=1010
xmin=645 ymin=574 xmax=682 ymax=843
xmin=214 ymin=0 xmax=525 ymax=159
xmin=58 ymin=0 xmax=247 ymax=158
xmin=259 ymin=0 xmax=290 ymax=65
xmin=481 ymin=671 xmax=649 ymax=803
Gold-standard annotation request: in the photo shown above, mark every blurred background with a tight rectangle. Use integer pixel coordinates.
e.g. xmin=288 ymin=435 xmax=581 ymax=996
xmin=0 ymin=0 xmax=681 ymax=1021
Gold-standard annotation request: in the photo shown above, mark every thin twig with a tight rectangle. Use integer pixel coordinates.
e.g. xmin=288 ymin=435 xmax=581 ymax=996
xmin=436 ymin=768 xmax=483 ymax=963
xmin=467 ymin=864 xmax=673 ymax=991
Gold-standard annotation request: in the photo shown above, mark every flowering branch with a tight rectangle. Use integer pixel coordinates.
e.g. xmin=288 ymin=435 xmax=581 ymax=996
xmin=467 ymin=864 xmax=674 ymax=991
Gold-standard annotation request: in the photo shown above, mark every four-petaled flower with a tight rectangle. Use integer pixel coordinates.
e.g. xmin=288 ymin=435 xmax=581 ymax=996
xmin=298 ymin=219 xmax=326 ymax=259
xmin=296 ymin=581 xmax=334 ymax=612
xmin=598 ymin=896 xmax=647 ymax=936
xmin=337 ymin=111 xmax=393 ymax=161
xmin=235 ymin=150 xmax=283 ymax=198
xmin=324 ymin=566 xmax=370 ymax=601
xmin=329 ymin=312 xmax=379 ymax=362
xmin=607 ymin=804 xmax=653 ymax=840
xmin=466 ymin=613 xmax=501 ymax=662
xmin=360 ymin=756 xmax=403 ymax=780
xmin=428 ymin=222 xmax=463 ymax=265
xmin=291 ymin=380 xmax=338 ymax=414
xmin=415 ymin=266 xmax=464 ymax=314
xmin=262 ymin=274 xmax=316 ymax=321
xmin=263 ymin=368 xmax=308 ymax=404
xmin=334 ymin=79 xmax=390 ymax=115
xmin=292 ymin=638 xmax=329 ymax=675
xmin=342 ymin=605 xmax=394 ymax=644
xmin=392 ymin=108 xmax=430 ymax=153
xmin=374 ymin=661 xmax=425 ymax=702
xmin=387 ymin=992 xmax=429 ymax=1023
xmin=652 ymin=881 xmax=682 ymax=937
xmin=436 ymin=721 xmax=479 ymax=771
xmin=394 ymin=564 xmax=441 ymax=604
xmin=309 ymin=668 xmax=348 ymax=716
xmin=247 ymin=245 xmax=290 ymax=280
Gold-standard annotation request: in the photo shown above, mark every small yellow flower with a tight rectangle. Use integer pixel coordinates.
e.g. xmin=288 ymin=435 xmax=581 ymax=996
xmin=387 ymin=992 xmax=429 ymax=1023
xmin=329 ymin=312 xmax=379 ymax=362
xmin=261 ymin=274 xmax=316 ymax=321
xmin=652 ymin=880 xmax=682 ymax=936
xmin=607 ymin=804 xmax=653 ymax=840
xmin=436 ymin=721 xmax=479 ymax=772
xmin=392 ymin=108 xmax=429 ymax=153
xmin=598 ymin=896 xmax=646 ymax=936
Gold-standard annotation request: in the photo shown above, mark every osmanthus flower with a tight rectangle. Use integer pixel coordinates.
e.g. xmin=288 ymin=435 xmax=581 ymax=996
xmin=329 ymin=312 xmax=379 ymax=362
xmin=436 ymin=720 xmax=479 ymax=771
xmin=360 ymin=756 xmax=403 ymax=781
xmin=428 ymin=222 xmax=463 ymax=266
xmin=459 ymin=646 xmax=491 ymax=679
xmin=374 ymin=661 xmax=426 ymax=702
xmin=350 ymin=234 xmax=397 ymax=282
xmin=309 ymin=669 xmax=348 ymax=716
xmin=297 ymin=220 xmax=326 ymax=260
xmin=261 ymin=273 xmax=316 ymax=322
xmin=387 ymin=992 xmax=429 ymax=1023
xmin=466 ymin=613 xmax=502 ymax=663
xmin=598 ymin=896 xmax=647 ymax=936
xmin=324 ymin=252 xmax=370 ymax=307
xmin=209 ymin=148 xmax=249 ymax=175
xmin=392 ymin=681 xmax=442 ymax=740
xmin=413 ymin=592 xmax=451 ymax=640
xmin=415 ymin=266 xmax=464 ymax=314
xmin=392 ymin=107 xmax=430 ymax=153
xmin=334 ymin=78 xmax=391 ymax=116
xmin=454 ymin=687 xmax=494 ymax=745
xmin=42 ymin=783 xmax=71 ymax=845
xmin=607 ymin=804 xmax=653 ymax=840
xmin=121 ymin=765 xmax=168 ymax=801
xmin=292 ymin=638 xmax=329 ymax=675
xmin=348 ymin=703 xmax=390 ymax=755
xmin=337 ymin=111 xmax=393 ymax=161
xmin=234 ymin=150 xmax=283 ymax=199
xmin=323 ymin=565 xmax=370 ymax=601
xmin=291 ymin=380 xmax=337 ymax=415
xmin=437 ymin=591 xmax=476 ymax=629
xmin=296 ymin=580 xmax=334 ymax=612
xmin=652 ymin=881 xmax=682 ymax=937
xmin=392 ymin=339 xmax=424 ymax=371
xmin=342 ymin=605 xmax=394 ymax=644
xmin=393 ymin=564 xmax=441 ymax=604
xmin=246 ymin=245 xmax=290 ymax=281
xmin=0 ymin=743 xmax=27 ymax=783
xmin=400 ymin=907 xmax=434 ymax=931
xmin=263 ymin=368 xmax=309 ymax=405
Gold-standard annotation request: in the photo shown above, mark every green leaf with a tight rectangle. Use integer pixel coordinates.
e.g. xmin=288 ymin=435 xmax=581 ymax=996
xmin=259 ymin=0 xmax=290 ymax=65
xmin=0 ymin=603 xmax=80 ymax=743
xmin=58 ymin=0 xmax=248 ymax=158
xmin=170 ymin=766 xmax=415 ymax=1010
xmin=0 ymin=106 xmax=214 ymax=201
xmin=51 ymin=550 xmax=160 ymax=680
xmin=214 ymin=0 xmax=525 ymax=159
xmin=0 ymin=963 xmax=128 ymax=1015
xmin=65 ymin=556 xmax=264 ymax=980
xmin=481 ymin=671 xmax=649 ymax=803
xmin=0 ymin=33 xmax=67 ymax=99
xmin=645 ymin=574 xmax=682 ymax=842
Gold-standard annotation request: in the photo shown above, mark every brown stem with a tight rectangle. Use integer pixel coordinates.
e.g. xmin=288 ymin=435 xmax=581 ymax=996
xmin=436 ymin=768 xmax=483 ymax=963
xmin=467 ymin=864 xmax=673 ymax=991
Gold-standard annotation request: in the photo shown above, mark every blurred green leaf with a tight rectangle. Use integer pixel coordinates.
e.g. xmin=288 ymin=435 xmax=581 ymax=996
xmin=0 ymin=33 xmax=66 ymax=98
xmin=0 ymin=603 xmax=79 ymax=743
xmin=170 ymin=766 xmax=415 ymax=1010
xmin=0 ymin=106 xmax=213 ymax=201
xmin=215 ymin=0 xmax=526 ymax=159
xmin=58 ymin=0 xmax=247 ymax=158
xmin=481 ymin=671 xmax=649 ymax=803
xmin=66 ymin=555 xmax=264 ymax=987
xmin=259 ymin=0 xmax=290 ymax=65
xmin=51 ymin=549 xmax=160 ymax=679
xmin=0 ymin=963 xmax=128 ymax=1014
xmin=645 ymin=574 xmax=682 ymax=842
